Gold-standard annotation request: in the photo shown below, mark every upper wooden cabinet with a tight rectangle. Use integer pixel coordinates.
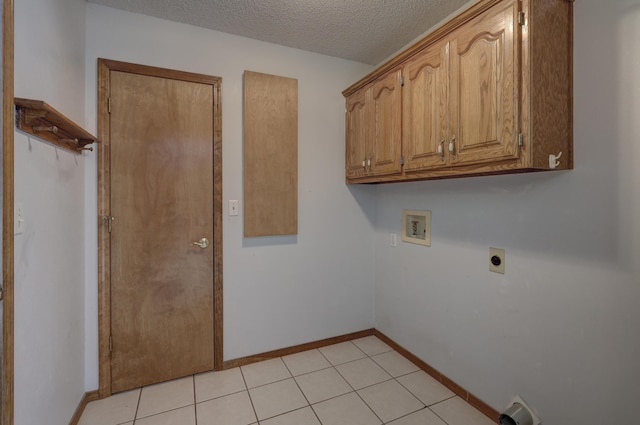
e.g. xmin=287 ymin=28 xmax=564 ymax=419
xmin=344 ymin=0 xmax=573 ymax=184
xmin=345 ymin=69 xmax=403 ymax=179
xmin=403 ymin=38 xmax=449 ymax=172
xmin=449 ymin=0 xmax=519 ymax=167
xmin=345 ymin=88 xmax=368 ymax=179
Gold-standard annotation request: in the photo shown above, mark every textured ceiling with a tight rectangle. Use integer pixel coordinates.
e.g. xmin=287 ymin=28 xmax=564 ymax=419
xmin=86 ymin=0 xmax=470 ymax=65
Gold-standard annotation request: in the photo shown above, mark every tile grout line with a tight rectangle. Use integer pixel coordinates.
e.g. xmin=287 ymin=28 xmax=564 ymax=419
xmin=328 ymin=342 xmax=388 ymax=425
xmin=360 ymin=347 xmax=430 ymax=424
xmin=195 ymin=387 xmax=248 ymax=405
xmin=133 ymin=387 xmax=142 ymax=424
xmin=145 ymin=339 xmax=468 ymax=424
xmin=239 ymin=363 xmax=260 ymax=424
xmin=363 ymin=347 xmax=450 ymax=415
xmin=384 ymin=406 xmax=432 ymax=425
xmin=281 ymin=354 xmax=327 ymax=425
xmin=393 ymin=370 xmax=454 ymax=408
xmin=430 ymin=404 xmax=454 ymax=425
xmin=335 ymin=342 xmax=435 ymax=424
xmin=313 ymin=342 xmax=368 ymax=424
xmin=192 ymin=375 xmax=197 ymax=425
xmin=133 ymin=405 xmax=198 ymax=422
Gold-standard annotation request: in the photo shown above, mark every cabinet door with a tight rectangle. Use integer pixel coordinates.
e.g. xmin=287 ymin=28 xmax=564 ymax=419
xmin=369 ymin=70 xmax=403 ymax=177
xmin=449 ymin=0 xmax=519 ymax=166
xmin=345 ymin=88 xmax=368 ymax=179
xmin=403 ymin=40 xmax=450 ymax=171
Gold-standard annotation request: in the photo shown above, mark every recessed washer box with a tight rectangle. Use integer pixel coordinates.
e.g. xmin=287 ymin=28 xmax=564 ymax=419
xmin=402 ymin=210 xmax=431 ymax=246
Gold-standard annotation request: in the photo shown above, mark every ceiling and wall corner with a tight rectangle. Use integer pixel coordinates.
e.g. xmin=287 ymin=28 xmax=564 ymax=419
xmin=85 ymin=0 xmax=470 ymax=65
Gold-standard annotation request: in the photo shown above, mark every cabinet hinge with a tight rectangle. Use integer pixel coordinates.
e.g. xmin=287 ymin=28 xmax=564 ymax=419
xmin=517 ymin=133 xmax=524 ymax=147
xmin=103 ymin=215 xmax=115 ymax=233
xmin=518 ymin=11 xmax=525 ymax=25
xmin=400 ymin=155 xmax=405 ymax=166
xmin=400 ymin=76 xmax=405 ymax=87
xmin=109 ymin=335 xmax=113 ymax=353
xmin=108 ymin=97 xmax=111 ymax=114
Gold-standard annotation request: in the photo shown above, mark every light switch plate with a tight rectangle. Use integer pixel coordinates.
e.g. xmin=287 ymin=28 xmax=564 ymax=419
xmin=489 ymin=247 xmax=505 ymax=274
xmin=390 ymin=233 xmax=397 ymax=247
xmin=229 ymin=200 xmax=239 ymax=216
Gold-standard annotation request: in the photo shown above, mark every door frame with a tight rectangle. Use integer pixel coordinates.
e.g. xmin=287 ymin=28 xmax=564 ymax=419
xmin=2 ymin=0 xmax=14 ymax=423
xmin=97 ymin=58 xmax=223 ymax=397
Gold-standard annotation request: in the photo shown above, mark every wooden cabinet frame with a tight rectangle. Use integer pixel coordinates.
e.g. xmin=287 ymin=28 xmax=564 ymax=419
xmin=345 ymin=69 xmax=403 ymax=180
xmin=344 ymin=0 xmax=573 ymax=184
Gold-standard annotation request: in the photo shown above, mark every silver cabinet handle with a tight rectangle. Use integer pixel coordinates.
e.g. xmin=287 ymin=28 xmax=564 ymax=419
xmin=192 ymin=238 xmax=210 ymax=249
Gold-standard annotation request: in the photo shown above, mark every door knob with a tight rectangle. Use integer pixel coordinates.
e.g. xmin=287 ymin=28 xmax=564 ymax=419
xmin=192 ymin=238 xmax=210 ymax=249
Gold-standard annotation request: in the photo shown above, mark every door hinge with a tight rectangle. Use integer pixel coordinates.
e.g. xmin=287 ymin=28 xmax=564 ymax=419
xmin=400 ymin=76 xmax=405 ymax=87
xmin=518 ymin=11 xmax=525 ymax=25
xmin=108 ymin=97 xmax=112 ymax=114
xmin=109 ymin=335 xmax=113 ymax=353
xmin=400 ymin=155 xmax=405 ymax=166
xmin=517 ymin=133 xmax=524 ymax=147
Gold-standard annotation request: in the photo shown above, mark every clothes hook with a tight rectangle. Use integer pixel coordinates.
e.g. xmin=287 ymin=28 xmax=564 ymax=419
xmin=549 ymin=151 xmax=562 ymax=169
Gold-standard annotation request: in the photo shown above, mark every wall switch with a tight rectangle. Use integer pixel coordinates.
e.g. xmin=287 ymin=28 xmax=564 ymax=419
xmin=390 ymin=233 xmax=397 ymax=247
xmin=489 ymin=247 xmax=505 ymax=274
xmin=14 ymin=202 xmax=24 ymax=235
xmin=229 ymin=200 xmax=239 ymax=216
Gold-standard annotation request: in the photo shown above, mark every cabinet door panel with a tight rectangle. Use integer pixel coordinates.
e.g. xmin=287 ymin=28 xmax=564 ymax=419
xmin=370 ymin=70 xmax=403 ymax=176
xmin=403 ymin=41 xmax=449 ymax=171
xmin=450 ymin=0 xmax=519 ymax=166
xmin=345 ymin=89 xmax=368 ymax=179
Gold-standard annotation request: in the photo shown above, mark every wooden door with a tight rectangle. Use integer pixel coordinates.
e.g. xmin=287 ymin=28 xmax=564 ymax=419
xmin=369 ymin=69 xmax=403 ymax=177
xmin=109 ymin=70 xmax=215 ymax=392
xmin=449 ymin=0 xmax=519 ymax=166
xmin=403 ymin=40 xmax=450 ymax=171
xmin=345 ymin=87 xmax=368 ymax=179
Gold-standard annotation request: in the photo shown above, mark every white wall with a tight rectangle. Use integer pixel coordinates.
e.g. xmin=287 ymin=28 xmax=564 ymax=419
xmin=373 ymin=1 xmax=640 ymax=424
xmin=14 ymin=0 xmax=87 ymax=424
xmin=83 ymin=4 xmax=376 ymax=390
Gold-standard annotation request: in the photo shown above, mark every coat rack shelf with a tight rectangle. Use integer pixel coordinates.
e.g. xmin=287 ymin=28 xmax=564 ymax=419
xmin=15 ymin=98 xmax=99 ymax=154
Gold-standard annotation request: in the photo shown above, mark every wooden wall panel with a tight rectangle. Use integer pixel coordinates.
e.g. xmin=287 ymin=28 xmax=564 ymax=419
xmin=243 ymin=71 xmax=298 ymax=237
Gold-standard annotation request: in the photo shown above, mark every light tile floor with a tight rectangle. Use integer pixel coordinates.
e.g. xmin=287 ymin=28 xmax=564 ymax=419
xmin=79 ymin=336 xmax=496 ymax=425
